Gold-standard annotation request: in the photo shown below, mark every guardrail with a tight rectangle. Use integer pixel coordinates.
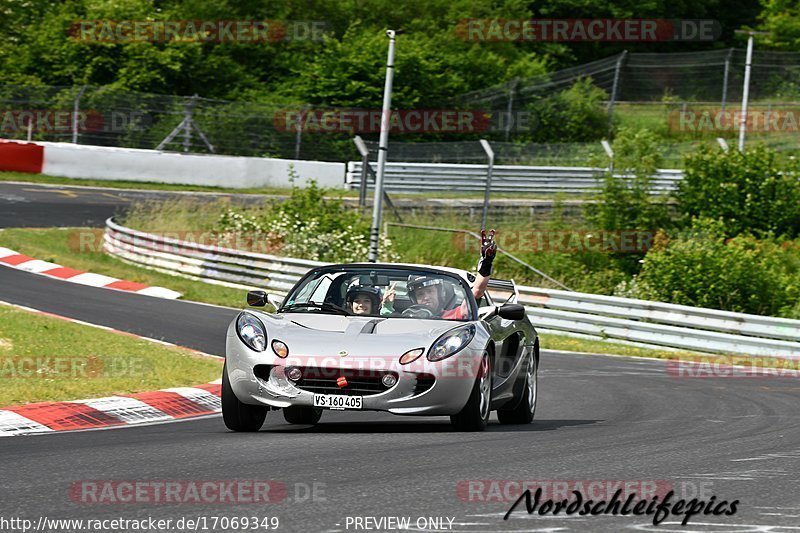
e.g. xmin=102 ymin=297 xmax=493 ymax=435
xmin=346 ymin=161 xmax=684 ymax=195
xmin=104 ymin=218 xmax=800 ymax=357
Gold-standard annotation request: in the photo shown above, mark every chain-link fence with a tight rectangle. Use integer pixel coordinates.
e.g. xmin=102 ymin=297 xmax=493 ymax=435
xmin=455 ymin=48 xmax=800 ymax=110
xmin=0 ymin=85 xmax=360 ymax=161
xmin=3 ymin=48 xmax=800 ymax=164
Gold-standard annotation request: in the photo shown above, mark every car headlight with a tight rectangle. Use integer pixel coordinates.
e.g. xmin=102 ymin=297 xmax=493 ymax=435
xmin=236 ymin=312 xmax=267 ymax=352
xmin=428 ymin=324 xmax=476 ymax=362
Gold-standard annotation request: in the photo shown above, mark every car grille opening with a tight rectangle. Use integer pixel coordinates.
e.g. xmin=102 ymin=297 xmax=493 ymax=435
xmin=412 ymin=373 xmax=435 ymax=396
xmin=253 ymin=365 xmax=273 ymax=382
xmin=293 ymin=367 xmax=399 ymax=396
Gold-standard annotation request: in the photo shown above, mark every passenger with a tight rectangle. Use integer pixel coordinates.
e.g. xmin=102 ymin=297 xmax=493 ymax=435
xmin=406 ymin=229 xmax=497 ymax=319
xmin=345 ymin=280 xmax=382 ymax=315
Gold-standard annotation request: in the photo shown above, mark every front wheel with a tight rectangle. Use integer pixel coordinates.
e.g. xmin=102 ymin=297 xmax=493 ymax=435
xmin=497 ymin=347 xmax=537 ymax=425
xmin=450 ymin=352 xmax=492 ymax=432
xmin=283 ymin=406 xmax=322 ymax=425
xmin=222 ymin=364 xmax=267 ymax=432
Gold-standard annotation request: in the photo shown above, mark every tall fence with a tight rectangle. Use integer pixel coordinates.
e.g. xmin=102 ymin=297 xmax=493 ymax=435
xmin=3 ymin=49 xmax=800 ymax=163
xmin=104 ymin=218 xmax=800 ymax=358
xmin=455 ymin=48 xmax=800 ymax=112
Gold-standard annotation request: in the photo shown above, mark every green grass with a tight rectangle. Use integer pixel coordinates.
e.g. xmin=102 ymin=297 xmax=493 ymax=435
xmin=0 ymin=170 xmax=302 ymax=196
xmin=119 ymin=198 xmax=641 ymax=294
xmin=0 ymin=302 xmax=222 ymax=406
xmin=0 ymin=229 xmax=739 ymax=369
xmin=0 ymin=227 xmax=249 ymax=308
xmin=540 ymin=333 xmax=700 ymax=360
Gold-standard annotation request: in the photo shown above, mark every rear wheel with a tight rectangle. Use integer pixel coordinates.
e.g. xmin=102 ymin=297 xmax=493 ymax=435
xmin=497 ymin=347 xmax=537 ymax=425
xmin=222 ymin=364 xmax=267 ymax=432
xmin=450 ymin=352 xmax=492 ymax=432
xmin=283 ymin=406 xmax=322 ymax=425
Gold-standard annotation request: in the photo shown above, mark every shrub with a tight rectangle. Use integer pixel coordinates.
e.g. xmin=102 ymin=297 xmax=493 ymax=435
xmin=629 ymin=218 xmax=799 ymax=317
xmin=527 ymin=78 xmax=609 ymax=143
xmin=586 ymin=127 xmax=672 ymax=234
xmin=217 ymin=178 xmax=398 ymax=263
xmin=678 ymin=145 xmax=800 ymax=238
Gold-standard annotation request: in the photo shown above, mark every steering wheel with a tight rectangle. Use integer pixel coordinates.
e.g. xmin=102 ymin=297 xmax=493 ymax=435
xmin=402 ymin=304 xmax=435 ymax=319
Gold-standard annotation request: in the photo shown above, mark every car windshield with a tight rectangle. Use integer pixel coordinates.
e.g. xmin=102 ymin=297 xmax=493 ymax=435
xmin=280 ymin=266 xmax=475 ymax=321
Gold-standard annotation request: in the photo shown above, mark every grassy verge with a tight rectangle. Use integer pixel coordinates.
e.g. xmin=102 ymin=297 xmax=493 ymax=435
xmin=0 ymin=170 xmax=300 ymax=195
xmin=540 ymin=333 xmax=700 ymax=360
xmin=0 ymin=303 xmax=222 ymax=406
xmin=0 ymin=227 xmax=248 ymax=308
xmin=0 ymin=230 xmax=762 ymax=368
xmin=118 ymin=198 xmax=625 ymax=294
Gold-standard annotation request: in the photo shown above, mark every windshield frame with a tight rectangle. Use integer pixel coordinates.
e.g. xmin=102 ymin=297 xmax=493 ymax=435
xmin=278 ymin=264 xmax=477 ymax=322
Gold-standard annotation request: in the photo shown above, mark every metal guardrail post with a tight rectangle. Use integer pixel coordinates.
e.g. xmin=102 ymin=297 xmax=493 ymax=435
xmin=607 ymin=50 xmax=627 ymax=133
xmin=479 ymin=139 xmax=494 ymax=229
xmin=353 ymin=136 xmax=369 ymax=207
xmin=721 ymin=48 xmax=734 ymax=114
xmin=72 ymin=85 xmax=87 ymax=144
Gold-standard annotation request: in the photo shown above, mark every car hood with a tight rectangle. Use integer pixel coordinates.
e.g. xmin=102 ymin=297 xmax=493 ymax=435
xmin=250 ymin=312 xmax=466 ymax=358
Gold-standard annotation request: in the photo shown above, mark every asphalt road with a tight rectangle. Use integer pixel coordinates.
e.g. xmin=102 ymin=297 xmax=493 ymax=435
xmin=2 ymin=265 xmax=800 ymax=532
xmin=2 ymin=180 xmax=799 ymax=532
xmin=0 ymin=181 xmax=271 ymax=228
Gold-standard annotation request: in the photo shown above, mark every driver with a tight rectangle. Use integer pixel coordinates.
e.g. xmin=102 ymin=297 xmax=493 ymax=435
xmin=406 ymin=229 xmax=497 ymax=320
xmin=345 ymin=280 xmax=382 ymax=315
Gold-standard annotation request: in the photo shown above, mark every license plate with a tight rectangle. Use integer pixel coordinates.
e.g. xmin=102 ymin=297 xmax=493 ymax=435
xmin=313 ymin=394 xmax=362 ymax=410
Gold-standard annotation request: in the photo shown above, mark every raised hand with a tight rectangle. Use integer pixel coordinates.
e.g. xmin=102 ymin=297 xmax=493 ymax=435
xmin=477 ymin=229 xmax=497 ymax=277
xmin=480 ymin=229 xmax=497 ymax=259
xmin=384 ymin=281 xmax=397 ymax=303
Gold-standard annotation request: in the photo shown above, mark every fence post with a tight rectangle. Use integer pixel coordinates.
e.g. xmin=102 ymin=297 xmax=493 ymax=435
xmin=721 ymin=48 xmax=733 ymax=114
xmin=183 ymin=95 xmax=198 ymax=153
xmin=504 ymin=79 xmax=518 ymax=141
xmin=607 ymin=50 xmax=627 ymax=133
xmin=353 ymin=136 xmax=370 ymax=207
xmin=294 ymin=105 xmax=307 ymax=159
xmin=601 ymin=139 xmax=614 ymax=173
xmin=479 ymin=139 xmax=494 ymax=229
xmin=738 ymin=35 xmax=754 ymax=151
xmin=72 ymin=85 xmax=87 ymax=144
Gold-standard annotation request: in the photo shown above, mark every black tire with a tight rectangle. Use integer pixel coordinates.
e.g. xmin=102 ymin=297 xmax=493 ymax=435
xmin=497 ymin=346 xmax=538 ymax=425
xmin=450 ymin=352 xmax=492 ymax=432
xmin=222 ymin=363 xmax=267 ymax=432
xmin=283 ymin=406 xmax=323 ymax=425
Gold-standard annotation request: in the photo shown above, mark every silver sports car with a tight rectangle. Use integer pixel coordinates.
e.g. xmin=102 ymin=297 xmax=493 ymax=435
xmin=223 ymin=263 xmax=538 ymax=432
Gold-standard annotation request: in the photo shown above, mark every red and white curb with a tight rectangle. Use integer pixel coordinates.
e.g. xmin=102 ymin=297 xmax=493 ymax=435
xmin=0 ymin=381 xmax=222 ymax=436
xmin=0 ymin=301 xmax=225 ymax=436
xmin=0 ymin=246 xmax=181 ymax=299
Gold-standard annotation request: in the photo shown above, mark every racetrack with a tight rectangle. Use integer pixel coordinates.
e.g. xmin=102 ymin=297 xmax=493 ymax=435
xmin=2 ymin=182 xmax=800 ymax=532
xmin=0 ymin=182 xmax=266 ymax=228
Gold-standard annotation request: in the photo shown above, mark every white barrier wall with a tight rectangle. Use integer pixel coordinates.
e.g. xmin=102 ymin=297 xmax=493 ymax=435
xmin=38 ymin=142 xmax=346 ymax=189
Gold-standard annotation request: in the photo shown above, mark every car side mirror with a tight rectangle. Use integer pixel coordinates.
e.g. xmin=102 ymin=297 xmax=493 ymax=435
xmin=478 ymin=305 xmax=498 ymax=320
xmin=267 ymin=294 xmax=283 ymax=309
xmin=247 ymin=290 xmax=268 ymax=307
xmin=498 ymin=303 xmax=526 ymax=321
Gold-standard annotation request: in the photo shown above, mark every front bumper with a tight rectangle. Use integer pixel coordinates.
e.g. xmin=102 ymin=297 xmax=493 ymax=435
xmin=225 ymin=334 xmax=482 ymax=416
